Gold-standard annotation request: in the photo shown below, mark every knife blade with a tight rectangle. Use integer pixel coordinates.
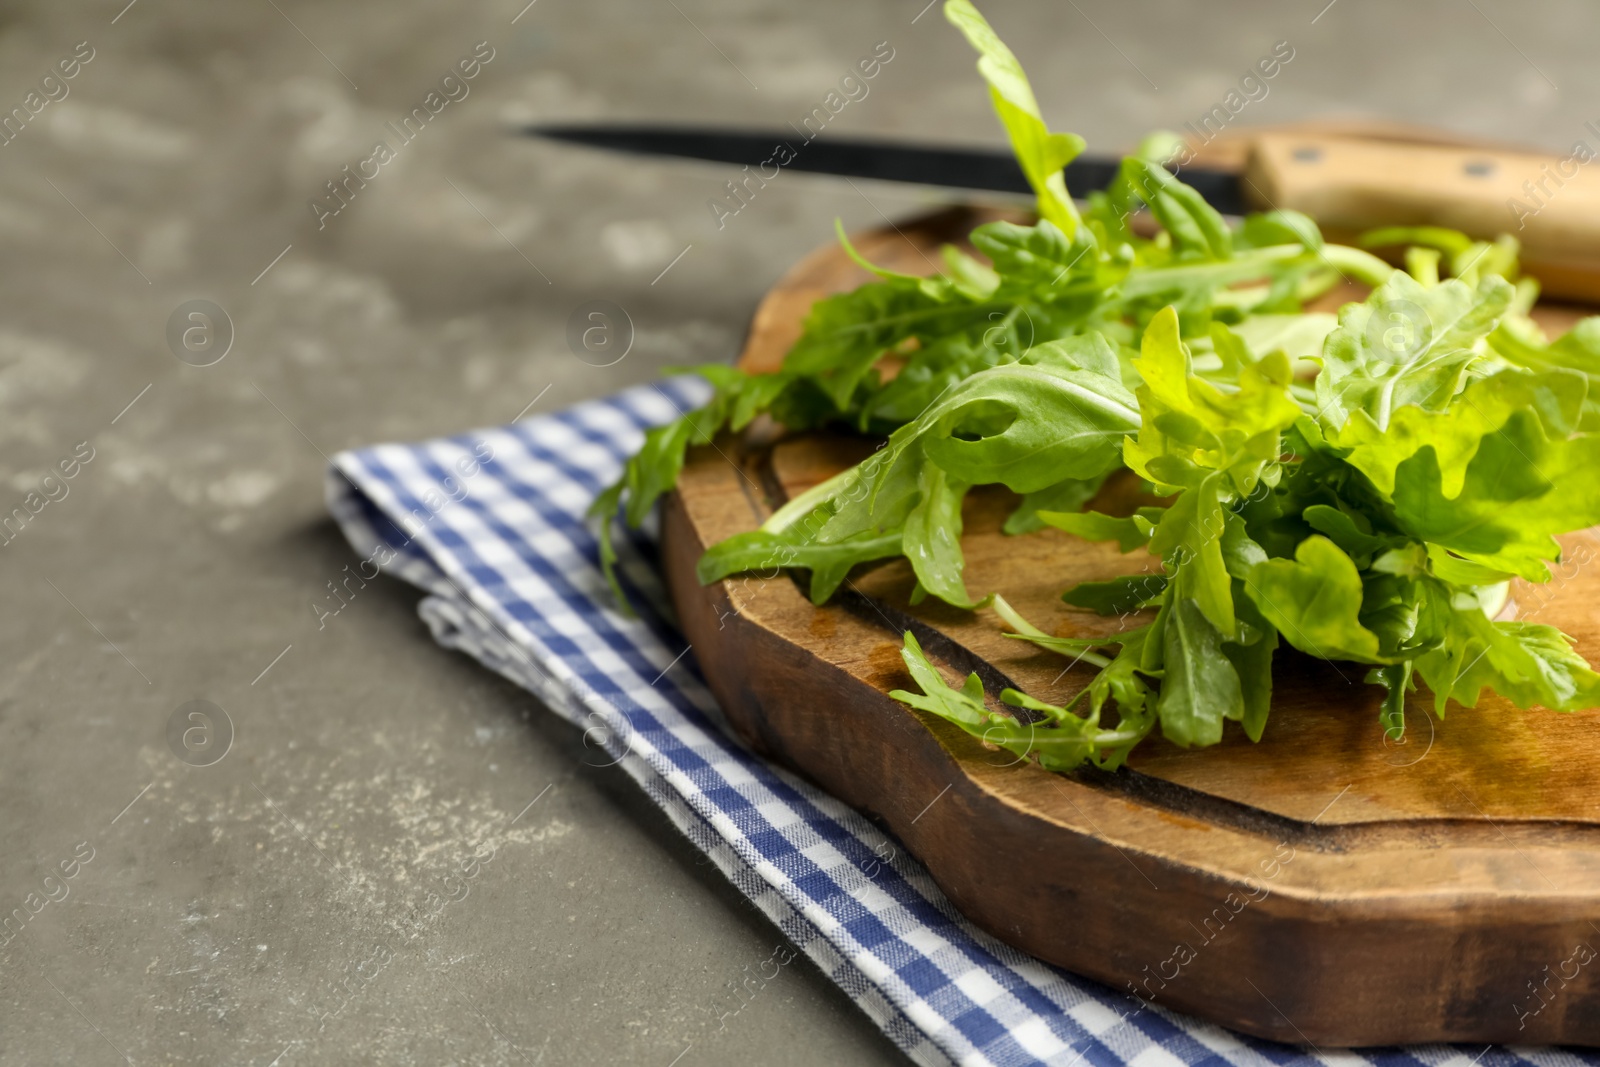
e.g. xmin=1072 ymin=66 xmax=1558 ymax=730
xmin=526 ymin=124 xmax=1251 ymax=217
xmin=528 ymin=124 xmax=1600 ymax=303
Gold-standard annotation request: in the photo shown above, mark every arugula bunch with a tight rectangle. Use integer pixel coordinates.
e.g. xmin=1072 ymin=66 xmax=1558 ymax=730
xmin=897 ymin=282 xmax=1600 ymax=770
xmin=594 ymin=0 xmax=1600 ymax=769
xmin=591 ymin=0 xmax=1391 ymax=600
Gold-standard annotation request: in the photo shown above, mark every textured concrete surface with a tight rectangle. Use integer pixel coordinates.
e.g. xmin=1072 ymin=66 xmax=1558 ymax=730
xmin=0 ymin=1 xmax=1594 ymax=1064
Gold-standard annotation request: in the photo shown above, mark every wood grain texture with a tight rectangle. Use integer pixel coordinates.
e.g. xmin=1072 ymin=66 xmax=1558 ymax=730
xmin=661 ymin=208 xmax=1600 ymax=1047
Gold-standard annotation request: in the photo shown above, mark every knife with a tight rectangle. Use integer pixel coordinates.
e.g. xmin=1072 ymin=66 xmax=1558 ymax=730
xmin=528 ymin=124 xmax=1600 ymax=302
xmin=528 ymin=124 xmax=1250 ymax=215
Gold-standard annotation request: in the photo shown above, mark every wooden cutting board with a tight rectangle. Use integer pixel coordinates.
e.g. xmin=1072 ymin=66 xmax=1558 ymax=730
xmin=660 ymin=205 xmax=1600 ymax=1047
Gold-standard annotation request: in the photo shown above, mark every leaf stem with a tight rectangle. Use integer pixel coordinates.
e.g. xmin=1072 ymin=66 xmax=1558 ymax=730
xmin=760 ymin=466 xmax=858 ymax=534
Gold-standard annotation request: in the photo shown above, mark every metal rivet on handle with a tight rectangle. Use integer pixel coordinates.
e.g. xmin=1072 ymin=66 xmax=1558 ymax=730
xmin=1292 ymin=146 xmax=1322 ymax=163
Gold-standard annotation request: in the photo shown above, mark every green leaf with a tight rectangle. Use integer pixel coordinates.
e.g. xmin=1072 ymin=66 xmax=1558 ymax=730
xmin=890 ymin=629 xmax=1144 ymax=771
xmin=970 ymin=219 xmax=1099 ymax=295
xmin=789 ymin=343 xmax=1140 ymax=608
xmin=1125 ymin=306 xmax=1301 ymax=495
xmin=987 ymin=597 xmax=1157 ymax=768
xmin=1366 ymin=661 xmax=1415 ymax=740
xmin=1223 ymin=589 xmax=1277 ymax=742
xmin=998 ymin=688 xmax=1146 ymax=771
xmin=1039 ymin=509 xmax=1154 ymax=552
xmin=1358 ymin=571 xmax=1430 ymax=662
xmin=1490 ymin=316 xmax=1600 ymax=429
xmin=696 ymin=525 xmax=903 ymax=605
xmin=903 ymin=464 xmax=975 ymax=607
xmin=1018 ymin=332 xmax=1125 ymax=380
xmin=813 ymin=433 xmax=924 ymax=546
xmin=914 ymin=359 xmax=1139 ymax=493
xmin=1002 ymin=473 xmax=1107 ymax=535
xmin=591 ymin=369 xmax=777 ymax=612
xmin=1301 ymin=503 xmax=1394 ymax=566
xmin=1424 ymin=544 xmax=1512 ymax=586
xmin=1228 ymin=312 xmax=1338 ymax=364
xmin=590 ymin=478 xmax=628 ymax=611
xmin=1390 ymin=410 xmax=1600 ymax=581
xmin=1331 ymin=366 xmax=1585 ymax=496
xmin=1115 ymin=244 xmax=1324 ymax=302
xmin=941 ymin=243 xmax=1001 ymax=299
xmin=1236 ymin=210 xmax=1323 ymax=253
xmin=1218 ymin=509 xmax=1269 ymax=579
xmin=1413 ymin=580 xmax=1600 ymax=713
xmin=1244 ymin=535 xmax=1390 ymax=663
xmin=729 ymin=371 xmax=791 ymax=431
xmin=833 ymin=217 xmax=936 ymax=286
xmin=619 ymin=416 xmax=698 ymax=529
xmin=1148 ymin=472 xmax=1235 ymax=637
xmin=782 ymin=280 xmax=954 ymax=411
xmin=991 ymin=593 xmax=1105 ymax=657
xmin=862 ymin=329 xmax=1017 ymax=430
xmin=1315 ymin=271 xmax=1513 ymax=433
xmin=1359 ymin=225 xmax=1518 ymax=282
xmin=1360 ymin=225 xmax=1474 ymax=259
xmin=1061 ymin=573 xmax=1168 ymax=615
xmin=1158 ymin=597 xmax=1243 ymax=747
xmin=1118 ymin=158 xmax=1232 ymax=262
xmin=943 ymin=0 xmax=1084 ymax=235
xmin=1208 ymin=321 xmax=1254 ymax=377
xmin=890 ymin=630 xmax=989 ymax=727
xmin=1532 ymin=316 xmax=1600 ymax=378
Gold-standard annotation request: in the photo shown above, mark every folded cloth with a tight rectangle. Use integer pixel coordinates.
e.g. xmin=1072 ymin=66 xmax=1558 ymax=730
xmin=328 ymin=376 xmax=1554 ymax=1067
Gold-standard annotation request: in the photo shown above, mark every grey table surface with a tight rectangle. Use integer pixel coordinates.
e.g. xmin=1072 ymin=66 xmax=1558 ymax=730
xmin=0 ymin=1 xmax=1592 ymax=1063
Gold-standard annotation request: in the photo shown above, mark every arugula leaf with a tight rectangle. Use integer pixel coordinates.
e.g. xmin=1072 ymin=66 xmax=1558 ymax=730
xmin=1314 ymin=271 xmax=1512 ymax=433
xmin=921 ymin=360 xmax=1136 ymax=492
xmin=970 ymin=219 xmax=1102 ymax=295
xmin=1149 ymin=473 xmax=1235 ymax=636
xmin=1224 ymin=589 xmax=1277 ymax=742
xmin=1330 ymin=366 xmax=1585 ymax=496
xmin=783 ymin=277 xmax=954 ymax=412
xmin=1002 ymin=474 xmax=1107 ymax=535
xmin=696 ymin=525 xmax=903 ymax=605
xmin=1244 ymin=535 xmax=1390 ymax=663
xmin=1360 ymin=225 xmax=1520 ymax=284
xmin=1236 ymin=210 xmax=1323 ymax=253
xmin=903 ymin=464 xmax=976 ymax=607
xmin=1159 ymin=597 xmax=1243 ymax=747
xmin=890 ymin=629 xmax=1147 ymax=771
xmin=1039 ymin=509 xmax=1154 ymax=553
xmin=941 ymin=243 xmax=1001 ymax=299
xmin=1118 ymin=157 xmax=1232 ymax=262
xmin=891 ymin=629 xmax=990 ymax=729
xmin=1366 ymin=661 xmax=1414 ymax=740
xmin=943 ymin=0 xmax=1083 ymax=235
xmin=1060 ymin=573 xmax=1168 ymax=615
xmin=809 ymin=350 xmax=1139 ymax=556
xmin=1301 ymin=504 xmax=1395 ymax=566
xmin=990 ymin=593 xmax=1114 ymax=661
xmin=1390 ymin=409 xmax=1600 ymax=581
xmin=1412 ymin=579 xmax=1600 ymax=714
xmin=590 ymin=367 xmax=775 ymax=609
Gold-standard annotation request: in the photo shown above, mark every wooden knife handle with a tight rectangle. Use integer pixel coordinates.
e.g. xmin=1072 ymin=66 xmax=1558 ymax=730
xmin=1243 ymin=132 xmax=1600 ymax=301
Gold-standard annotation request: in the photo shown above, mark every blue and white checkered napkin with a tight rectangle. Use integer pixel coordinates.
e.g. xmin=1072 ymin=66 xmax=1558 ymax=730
xmin=327 ymin=376 xmax=1560 ymax=1067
